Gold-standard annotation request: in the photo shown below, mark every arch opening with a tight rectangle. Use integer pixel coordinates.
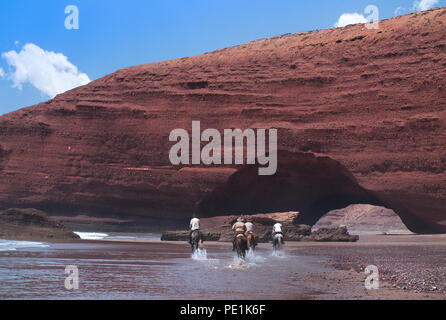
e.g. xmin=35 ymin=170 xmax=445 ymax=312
xmin=312 ymin=204 xmax=412 ymax=235
xmin=197 ymin=150 xmax=420 ymax=233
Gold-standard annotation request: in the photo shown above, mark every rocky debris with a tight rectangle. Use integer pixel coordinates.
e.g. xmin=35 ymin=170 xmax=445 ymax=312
xmin=306 ymin=226 xmax=359 ymax=242
xmin=161 ymin=212 xmax=357 ymax=242
xmin=0 ymin=9 xmax=445 ymax=233
xmin=0 ymin=208 xmax=80 ymax=241
xmin=299 ymin=240 xmax=446 ymax=294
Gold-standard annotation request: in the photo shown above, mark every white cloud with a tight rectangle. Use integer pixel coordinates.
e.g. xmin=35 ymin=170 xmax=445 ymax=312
xmin=1 ymin=43 xmax=90 ymax=98
xmin=334 ymin=13 xmax=368 ymax=28
xmin=0 ymin=67 xmax=4 ymax=78
xmin=413 ymin=0 xmax=439 ymax=11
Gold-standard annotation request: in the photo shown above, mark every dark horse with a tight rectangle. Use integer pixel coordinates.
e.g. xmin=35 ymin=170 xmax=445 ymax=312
xmin=190 ymin=230 xmax=203 ymax=253
xmin=235 ymin=234 xmax=248 ymax=259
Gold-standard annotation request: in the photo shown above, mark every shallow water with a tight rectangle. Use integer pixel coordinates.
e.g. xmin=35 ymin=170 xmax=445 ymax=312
xmin=0 ymin=239 xmax=49 ymax=251
xmin=74 ymin=232 xmax=161 ymax=241
xmin=0 ymin=240 xmax=331 ymax=300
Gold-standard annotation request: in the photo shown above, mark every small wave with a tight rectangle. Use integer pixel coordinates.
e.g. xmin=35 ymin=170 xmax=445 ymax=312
xmin=74 ymin=232 xmax=161 ymax=241
xmin=0 ymin=239 xmax=49 ymax=251
xmin=107 ymin=234 xmax=160 ymax=241
xmin=73 ymin=232 xmax=109 ymax=240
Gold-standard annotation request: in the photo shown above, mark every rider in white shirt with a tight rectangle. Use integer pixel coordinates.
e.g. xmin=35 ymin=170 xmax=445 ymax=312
xmin=190 ymin=217 xmax=200 ymax=231
xmin=272 ymin=222 xmax=284 ymax=243
xmin=244 ymin=219 xmax=257 ymax=248
xmin=245 ymin=221 xmax=254 ymax=233
xmin=189 ymin=214 xmax=201 ymax=244
xmin=272 ymin=222 xmax=282 ymax=234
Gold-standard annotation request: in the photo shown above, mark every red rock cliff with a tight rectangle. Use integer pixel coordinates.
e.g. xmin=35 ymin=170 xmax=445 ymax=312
xmin=0 ymin=8 xmax=445 ymax=233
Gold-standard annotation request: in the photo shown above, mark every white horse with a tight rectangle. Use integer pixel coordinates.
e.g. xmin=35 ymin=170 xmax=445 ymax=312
xmin=272 ymin=233 xmax=284 ymax=252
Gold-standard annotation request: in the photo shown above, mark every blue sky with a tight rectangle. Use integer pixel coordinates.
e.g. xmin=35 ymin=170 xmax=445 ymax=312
xmin=0 ymin=0 xmax=443 ymax=115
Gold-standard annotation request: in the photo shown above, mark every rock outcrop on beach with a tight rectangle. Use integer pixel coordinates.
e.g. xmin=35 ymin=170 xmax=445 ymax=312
xmin=0 ymin=8 xmax=445 ymax=233
xmin=313 ymin=204 xmax=412 ymax=234
xmin=0 ymin=208 xmax=80 ymax=241
xmin=309 ymin=226 xmax=359 ymax=242
xmin=161 ymin=212 xmax=358 ymax=242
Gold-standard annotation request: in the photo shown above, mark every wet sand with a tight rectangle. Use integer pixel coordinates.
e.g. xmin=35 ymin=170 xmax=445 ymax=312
xmin=0 ymin=234 xmax=445 ymax=300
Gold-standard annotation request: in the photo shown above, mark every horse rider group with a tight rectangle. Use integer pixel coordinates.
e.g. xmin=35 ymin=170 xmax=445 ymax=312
xmin=188 ymin=214 xmax=284 ymax=250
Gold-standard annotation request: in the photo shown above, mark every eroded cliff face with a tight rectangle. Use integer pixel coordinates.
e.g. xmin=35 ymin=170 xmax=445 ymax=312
xmin=0 ymin=8 xmax=445 ymax=233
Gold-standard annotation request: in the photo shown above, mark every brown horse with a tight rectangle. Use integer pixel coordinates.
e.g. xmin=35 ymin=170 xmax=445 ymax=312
xmin=235 ymin=234 xmax=248 ymax=259
xmin=246 ymin=232 xmax=257 ymax=253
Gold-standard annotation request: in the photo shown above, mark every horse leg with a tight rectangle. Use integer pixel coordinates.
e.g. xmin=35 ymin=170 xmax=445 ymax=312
xmin=242 ymin=240 xmax=247 ymax=259
xmin=236 ymin=239 xmax=243 ymax=259
xmin=239 ymin=247 xmax=244 ymax=259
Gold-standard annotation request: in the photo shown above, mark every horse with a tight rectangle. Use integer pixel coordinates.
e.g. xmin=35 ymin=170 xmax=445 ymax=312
xmin=272 ymin=233 xmax=284 ymax=252
xmin=235 ymin=234 xmax=248 ymax=259
xmin=190 ymin=230 xmax=203 ymax=253
xmin=246 ymin=232 xmax=257 ymax=254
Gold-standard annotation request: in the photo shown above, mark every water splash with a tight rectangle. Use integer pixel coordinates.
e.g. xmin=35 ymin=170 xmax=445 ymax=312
xmin=225 ymin=251 xmax=269 ymax=270
xmin=190 ymin=247 xmax=287 ymax=271
xmin=191 ymin=248 xmax=208 ymax=260
xmin=271 ymin=249 xmax=287 ymax=258
xmin=246 ymin=251 xmax=267 ymax=264
xmin=226 ymin=256 xmax=253 ymax=270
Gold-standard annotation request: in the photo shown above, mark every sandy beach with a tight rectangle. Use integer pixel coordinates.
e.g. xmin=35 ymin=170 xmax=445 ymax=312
xmin=0 ymin=234 xmax=445 ymax=300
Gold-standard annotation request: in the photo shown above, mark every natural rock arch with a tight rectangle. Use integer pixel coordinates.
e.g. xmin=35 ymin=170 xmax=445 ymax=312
xmin=197 ymin=151 xmax=425 ymax=233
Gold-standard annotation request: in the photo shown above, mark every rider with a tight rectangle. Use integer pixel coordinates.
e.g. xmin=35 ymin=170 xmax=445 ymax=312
xmin=232 ymin=216 xmax=247 ymax=251
xmin=272 ymin=222 xmax=284 ymax=244
xmin=245 ymin=218 xmax=255 ymax=245
xmin=189 ymin=214 xmax=201 ymax=245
